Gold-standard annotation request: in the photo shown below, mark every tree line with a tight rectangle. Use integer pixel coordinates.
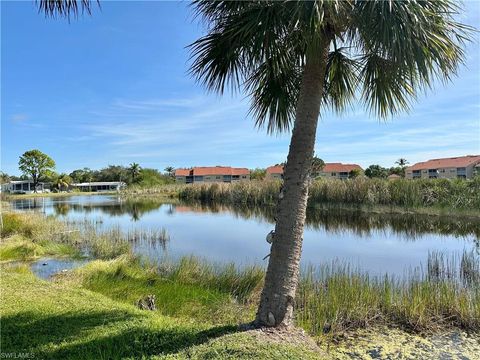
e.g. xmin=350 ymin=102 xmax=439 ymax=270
xmin=0 ymin=149 xmax=175 ymax=191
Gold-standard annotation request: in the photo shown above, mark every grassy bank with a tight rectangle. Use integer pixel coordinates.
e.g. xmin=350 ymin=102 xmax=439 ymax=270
xmin=1 ymin=210 xmax=479 ymax=339
xmin=1 ymin=264 xmax=320 ymax=359
xmin=174 ymin=177 xmax=480 ymax=213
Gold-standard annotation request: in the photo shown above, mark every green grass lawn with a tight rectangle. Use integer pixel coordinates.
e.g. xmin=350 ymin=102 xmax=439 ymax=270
xmin=0 ymin=264 xmax=322 ymax=360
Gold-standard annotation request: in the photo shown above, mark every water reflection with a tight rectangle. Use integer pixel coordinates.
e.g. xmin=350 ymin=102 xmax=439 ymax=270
xmin=9 ymin=195 xmax=479 ymax=275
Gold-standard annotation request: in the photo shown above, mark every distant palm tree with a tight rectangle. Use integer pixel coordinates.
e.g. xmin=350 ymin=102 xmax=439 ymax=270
xmin=54 ymin=173 xmax=73 ymax=192
xmin=395 ymin=158 xmax=409 ymax=168
xmin=38 ymin=0 xmax=473 ymax=329
xmin=129 ymin=163 xmax=141 ymax=183
xmin=164 ymin=166 xmax=175 ymax=177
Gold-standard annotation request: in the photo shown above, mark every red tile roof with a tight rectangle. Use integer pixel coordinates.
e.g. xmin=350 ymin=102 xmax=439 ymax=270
xmin=175 ymin=169 xmax=190 ymax=176
xmin=266 ymin=165 xmax=284 ymax=174
xmin=322 ymin=163 xmax=363 ymax=173
xmin=176 ymin=166 xmax=250 ymax=176
xmin=232 ymin=168 xmax=250 ymax=176
xmin=407 ymin=155 xmax=480 ymax=171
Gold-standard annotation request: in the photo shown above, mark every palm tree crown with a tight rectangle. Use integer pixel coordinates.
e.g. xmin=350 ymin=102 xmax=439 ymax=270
xmin=190 ymin=0 xmax=472 ymax=132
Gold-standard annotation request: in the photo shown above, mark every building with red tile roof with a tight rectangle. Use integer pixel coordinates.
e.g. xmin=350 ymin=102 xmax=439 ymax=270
xmin=265 ymin=162 xmax=363 ymax=180
xmin=406 ymin=155 xmax=480 ymax=179
xmin=175 ymin=166 xmax=250 ymax=184
xmin=266 ymin=165 xmax=284 ymax=180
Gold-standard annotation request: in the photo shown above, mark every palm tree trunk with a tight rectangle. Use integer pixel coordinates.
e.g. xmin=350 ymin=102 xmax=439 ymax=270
xmin=255 ymin=41 xmax=330 ymax=328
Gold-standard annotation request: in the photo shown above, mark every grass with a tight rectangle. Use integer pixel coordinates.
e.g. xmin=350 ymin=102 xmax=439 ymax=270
xmin=296 ymin=251 xmax=480 ymax=336
xmin=1 ymin=206 xmax=479 ymax=358
xmin=1 ymin=264 xmax=321 ymax=359
xmin=0 ymin=210 xmax=170 ymax=261
xmin=172 ymin=177 xmax=480 ymax=212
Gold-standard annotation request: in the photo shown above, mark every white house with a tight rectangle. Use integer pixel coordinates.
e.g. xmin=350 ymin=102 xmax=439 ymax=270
xmin=1 ymin=180 xmax=46 ymax=194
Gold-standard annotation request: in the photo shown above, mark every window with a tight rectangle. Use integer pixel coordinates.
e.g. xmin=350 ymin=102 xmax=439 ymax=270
xmin=331 ymin=172 xmax=336 ymax=176
xmin=216 ymin=176 xmax=221 ymax=180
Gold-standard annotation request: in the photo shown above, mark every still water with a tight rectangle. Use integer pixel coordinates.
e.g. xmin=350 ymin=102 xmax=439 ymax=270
xmin=10 ymin=195 xmax=479 ymax=276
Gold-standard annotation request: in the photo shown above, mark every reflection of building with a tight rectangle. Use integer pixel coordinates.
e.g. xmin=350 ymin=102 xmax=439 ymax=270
xmin=266 ymin=163 xmax=363 ymax=180
xmin=406 ymin=155 xmax=480 ymax=180
xmin=71 ymin=182 xmax=126 ymax=192
xmin=1 ymin=180 xmax=46 ymax=194
xmin=175 ymin=167 xmax=250 ymax=184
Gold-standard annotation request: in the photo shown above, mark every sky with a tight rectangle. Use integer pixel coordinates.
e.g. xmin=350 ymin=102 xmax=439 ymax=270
xmin=1 ymin=1 xmax=479 ymax=176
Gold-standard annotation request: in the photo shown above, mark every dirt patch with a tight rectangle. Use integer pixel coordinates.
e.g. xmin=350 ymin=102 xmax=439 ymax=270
xmin=240 ymin=324 xmax=323 ymax=354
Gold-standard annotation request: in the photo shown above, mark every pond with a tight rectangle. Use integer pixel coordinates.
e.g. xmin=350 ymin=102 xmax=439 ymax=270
xmin=10 ymin=195 xmax=479 ymax=277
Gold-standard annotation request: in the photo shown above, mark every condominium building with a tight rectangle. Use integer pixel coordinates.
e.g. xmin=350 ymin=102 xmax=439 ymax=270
xmin=265 ymin=162 xmax=363 ymax=180
xmin=405 ymin=155 xmax=480 ymax=180
xmin=175 ymin=166 xmax=250 ymax=184
xmin=266 ymin=165 xmax=284 ymax=180
xmin=317 ymin=163 xmax=363 ymax=179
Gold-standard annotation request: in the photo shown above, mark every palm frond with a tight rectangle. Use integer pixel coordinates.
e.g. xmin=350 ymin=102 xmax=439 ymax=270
xmin=323 ymin=47 xmax=360 ymax=113
xmin=37 ymin=0 xmax=99 ymax=18
xmin=351 ymin=0 xmax=474 ymax=117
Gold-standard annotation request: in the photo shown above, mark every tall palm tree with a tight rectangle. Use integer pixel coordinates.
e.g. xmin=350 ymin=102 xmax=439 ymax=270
xmin=396 ymin=158 xmax=409 ymax=168
xmin=189 ymin=0 xmax=472 ymax=328
xmin=38 ymin=0 xmax=473 ymax=328
xmin=129 ymin=163 xmax=142 ymax=183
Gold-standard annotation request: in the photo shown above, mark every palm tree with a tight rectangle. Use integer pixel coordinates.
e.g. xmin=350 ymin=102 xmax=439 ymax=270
xmin=129 ymin=163 xmax=141 ymax=183
xmin=164 ymin=166 xmax=175 ymax=178
xmin=395 ymin=158 xmax=409 ymax=168
xmin=53 ymin=173 xmax=73 ymax=192
xmin=38 ymin=0 xmax=473 ymax=329
xmin=189 ymin=0 xmax=472 ymax=328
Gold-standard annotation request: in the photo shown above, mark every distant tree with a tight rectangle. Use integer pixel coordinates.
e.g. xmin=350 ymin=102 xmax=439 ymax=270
xmin=18 ymin=150 xmax=55 ymax=192
xmin=311 ymin=156 xmax=325 ymax=177
xmin=365 ymin=165 xmax=388 ymax=179
xmin=164 ymin=166 xmax=175 ymax=178
xmin=0 ymin=171 xmax=10 ymax=184
xmin=395 ymin=158 xmax=409 ymax=168
xmin=250 ymin=168 xmax=267 ymax=180
xmin=388 ymin=166 xmax=404 ymax=177
xmin=349 ymin=169 xmax=361 ymax=179
xmin=129 ymin=163 xmax=142 ymax=183
xmin=54 ymin=173 xmax=73 ymax=191
xmin=69 ymin=168 xmax=94 ymax=183
xmin=97 ymin=165 xmax=129 ymax=184
xmin=139 ymin=168 xmax=175 ymax=186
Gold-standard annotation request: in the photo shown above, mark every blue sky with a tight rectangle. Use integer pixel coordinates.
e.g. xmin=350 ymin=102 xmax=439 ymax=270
xmin=2 ymin=1 xmax=479 ymax=176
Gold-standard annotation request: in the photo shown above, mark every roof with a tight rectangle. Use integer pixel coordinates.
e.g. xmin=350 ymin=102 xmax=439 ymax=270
xmin=5 ymin=180 xmax=37 ymax=184
xmin=176 ymin=166 xmax=250 ymax=176
xmin=266 ymin=165 xmax=284 ymax=174
xmin=175 ymin=169 xmax=190 ymax=177
xmin=387 ymin=174 xmax=402 ymax=179
xmin=72 ymin=182 xmax=126 ymax=186
xmin=407 ymin=155 xmax=480 ymax=171
xmin=322 ymin=163 xmax=363 ymax=173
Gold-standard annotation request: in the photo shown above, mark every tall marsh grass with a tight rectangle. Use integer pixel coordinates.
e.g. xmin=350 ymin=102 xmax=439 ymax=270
xmin=297 ymin=251 xmax=480 ymax=335
xmin=176 ymin=177 xmax=480 ymax=210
